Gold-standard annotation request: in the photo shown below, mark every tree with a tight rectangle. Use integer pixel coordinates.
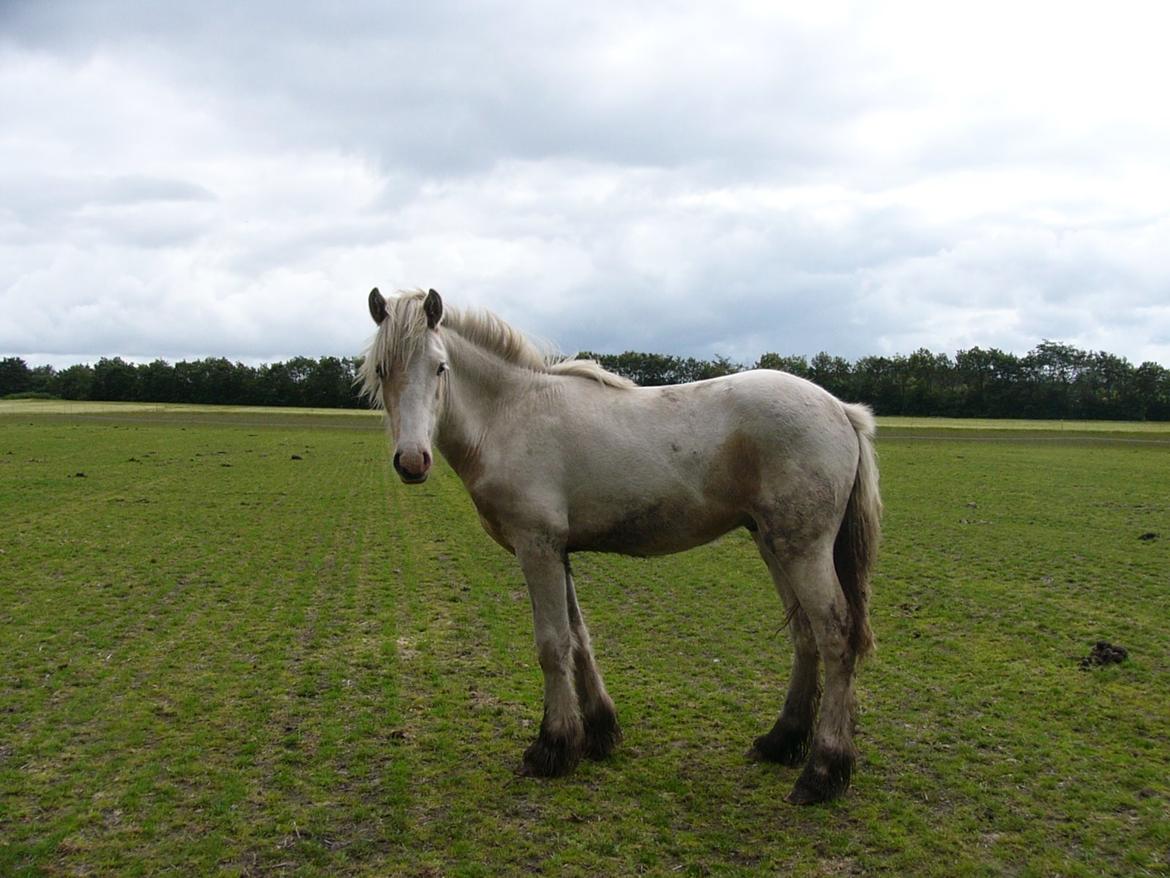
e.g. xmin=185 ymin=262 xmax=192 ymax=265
xmin=28 ymin=365 xmax=56 ymax=395
xmin=138 ymin=360 xmax=179 ymax=403
xmin=905 ymin=348 xmax=955 ymax=416
xmin=1076 ymin=350 xmax=1137 ymax=420
xmin=579 ymin=351 xmax=690 ymax=386
xmin=809 ymin=352 xmax=853 ymax=400
xmin=1134 ymin=362 xmax=1170 ymax=420
xmin=171 ymin=360 xmax=200 ymax=403
xmin=284 ymin=356 xmax=319 ymax=406
xmin=302 ymin=356 xmax=349 ymax=408
xmin=340 ymin=357 xmax=365 ymax=407
xmin=0 ymin=357 xmax=32 ymax=396
xmin=186 ymin=358 xmax=252 ymax=405
xmin=853 ymin=355 xmax=902 ymax=415
xmin=1022 ymin=341 xmax=1088 ymax=418
xmin=91 ymin=357 xmax=140 ymax=401
xmin=755 ymin=353 xmax=810 ymax=379
xmin=693 ymin=354 xmax=743 ymax=380
xmin=52 ymin=364 xmax=94 ymax=400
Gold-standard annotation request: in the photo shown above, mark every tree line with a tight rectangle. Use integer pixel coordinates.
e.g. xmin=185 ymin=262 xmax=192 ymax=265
xmin=0 ymin=356 xmax=366 ymax=409
xmin=581 ymin=341 xmax=1170 ymax=421
xmin=3 ymin=339 xmax=1169 ymax=420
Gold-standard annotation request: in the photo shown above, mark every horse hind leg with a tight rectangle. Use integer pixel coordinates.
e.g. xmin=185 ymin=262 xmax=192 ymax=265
xmin=781 ymin=546 xmax=863 ymax=805
xmin=565 ymin=559 xmax=621 ymax=759
xmin=748 ymin=535 xmax=821 ymax=767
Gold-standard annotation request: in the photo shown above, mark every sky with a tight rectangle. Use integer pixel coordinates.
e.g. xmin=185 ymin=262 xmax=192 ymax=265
xmin=3 ymin=0 xmax=1169 ymax=369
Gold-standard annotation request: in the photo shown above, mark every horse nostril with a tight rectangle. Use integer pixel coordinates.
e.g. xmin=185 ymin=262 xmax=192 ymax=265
xmin=393 ymin=451 xmax=402 ymax=470
xmin=422 ymin=450 xmax=432 ymax=469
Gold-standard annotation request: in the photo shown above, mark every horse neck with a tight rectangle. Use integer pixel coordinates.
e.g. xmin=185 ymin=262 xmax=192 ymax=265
xmin=435 ymin=329 xmax=539 ymax=483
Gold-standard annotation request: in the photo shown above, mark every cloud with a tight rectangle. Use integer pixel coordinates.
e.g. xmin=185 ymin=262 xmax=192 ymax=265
xmin=3 ymin=0 xmax=1170 ymax=370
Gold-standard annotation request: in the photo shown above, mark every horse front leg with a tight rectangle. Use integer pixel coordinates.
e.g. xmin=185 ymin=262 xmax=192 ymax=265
xmin=517 ymin=545 xmax=584 ymax=777
xmin=565 ymin=560 xmax=621 ymax=760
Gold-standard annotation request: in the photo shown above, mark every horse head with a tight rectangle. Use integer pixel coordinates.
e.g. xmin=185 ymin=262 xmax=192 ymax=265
xmin=366 ymin=287 xmax=448 ymax=484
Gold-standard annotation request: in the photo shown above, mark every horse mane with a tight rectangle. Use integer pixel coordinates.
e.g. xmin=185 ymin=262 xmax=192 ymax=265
xmin=359 ymin=290 xmax=634 ymax=404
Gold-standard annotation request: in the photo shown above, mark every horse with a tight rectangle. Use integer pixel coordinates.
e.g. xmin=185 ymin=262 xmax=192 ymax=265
xmin=360 ymin=288 xmax=881 ymax=804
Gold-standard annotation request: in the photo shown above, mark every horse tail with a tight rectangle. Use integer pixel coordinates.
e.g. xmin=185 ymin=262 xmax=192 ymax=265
xmin=834 ymin=403 xmax=882 ymax=661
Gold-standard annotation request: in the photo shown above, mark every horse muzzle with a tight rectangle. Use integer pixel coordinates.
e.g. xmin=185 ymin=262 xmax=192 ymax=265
xmin=393 ymin=449 xmax=432 ymax=484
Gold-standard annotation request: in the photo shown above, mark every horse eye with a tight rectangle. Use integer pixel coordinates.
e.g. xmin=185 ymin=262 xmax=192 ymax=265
xmin=375 ymin=364 xmax=385 ymax=379
xmin=436 ymin=362 xmax=448 ymax=376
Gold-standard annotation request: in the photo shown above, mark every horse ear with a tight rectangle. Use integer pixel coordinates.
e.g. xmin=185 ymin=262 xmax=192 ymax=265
xmin=368 ymin=288 xmax=387 ymax=325
xmin=424 ymin=288 xmax=443 ymax=329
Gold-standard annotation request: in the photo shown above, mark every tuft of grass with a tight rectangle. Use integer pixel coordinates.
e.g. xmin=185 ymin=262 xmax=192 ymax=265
xmin=1 ymin=407 xmax=1167 ymax=876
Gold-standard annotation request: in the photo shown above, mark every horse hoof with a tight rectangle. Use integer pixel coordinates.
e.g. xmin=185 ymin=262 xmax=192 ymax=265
xmin=583 ymin=708 xmax=622 ymax=760
xmin=520 ymin=730 xmax=582 ymax=777
xmin=785 ymin=782 xmax=826 ymax=806
xmin=785 ymin=748 xmax=854 ymax=805
xmin=748 ymin=726 xmax=812 ymax=767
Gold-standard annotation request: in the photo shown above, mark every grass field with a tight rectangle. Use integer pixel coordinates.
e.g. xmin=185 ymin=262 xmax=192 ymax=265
xmin=2 ymin=401 xmax=1168 ymax=876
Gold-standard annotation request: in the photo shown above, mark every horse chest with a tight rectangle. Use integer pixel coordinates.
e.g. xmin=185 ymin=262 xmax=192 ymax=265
xmin=476 ymin=508 xmax=515 ymax=554
xmin=467 ymin=484 xmax=523 ymax=554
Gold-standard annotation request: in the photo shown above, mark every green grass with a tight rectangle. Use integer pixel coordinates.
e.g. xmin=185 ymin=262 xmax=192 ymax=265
xmin=1 ymin=405 xmax=1168 ymax=876
xmin=878 ymin=415 xmax=1170 ymax=435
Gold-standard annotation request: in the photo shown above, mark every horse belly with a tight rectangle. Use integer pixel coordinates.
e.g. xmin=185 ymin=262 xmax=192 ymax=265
xmin=567 ymin=498 xmax=748 ymax=556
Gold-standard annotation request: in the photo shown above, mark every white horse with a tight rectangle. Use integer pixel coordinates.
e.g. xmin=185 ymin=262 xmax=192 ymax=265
xmin=361 ymin=288 xmax=881 ymax=804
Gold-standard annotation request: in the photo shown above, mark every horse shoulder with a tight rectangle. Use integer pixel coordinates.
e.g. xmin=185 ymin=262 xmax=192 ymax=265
xmin=466 ymin=467 xmax=569 ymax=555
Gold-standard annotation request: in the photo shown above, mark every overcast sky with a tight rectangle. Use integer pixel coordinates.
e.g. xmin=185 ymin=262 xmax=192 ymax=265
xmin=3 ymin=0 xmax=1169 ymax=369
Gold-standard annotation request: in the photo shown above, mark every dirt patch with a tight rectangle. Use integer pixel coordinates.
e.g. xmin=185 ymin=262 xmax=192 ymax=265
xmin=1080 ymin=641 xmax=1128 ymax=669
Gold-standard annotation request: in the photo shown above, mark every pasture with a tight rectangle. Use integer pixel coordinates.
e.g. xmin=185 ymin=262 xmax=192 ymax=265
xmin=1 ymin=401 xmax=1168 ymax=876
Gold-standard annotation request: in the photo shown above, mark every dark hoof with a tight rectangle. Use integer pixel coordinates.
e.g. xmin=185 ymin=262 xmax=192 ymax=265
xmin=748 ymin=723 xmax=812 ymax=767
xmin=785 ymin=748 xmax=854 ymax=805
xmin=583 ymin=707 xmax=622 ymax=760
xmin=520 ymin=728 xmax=582 ymax=778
